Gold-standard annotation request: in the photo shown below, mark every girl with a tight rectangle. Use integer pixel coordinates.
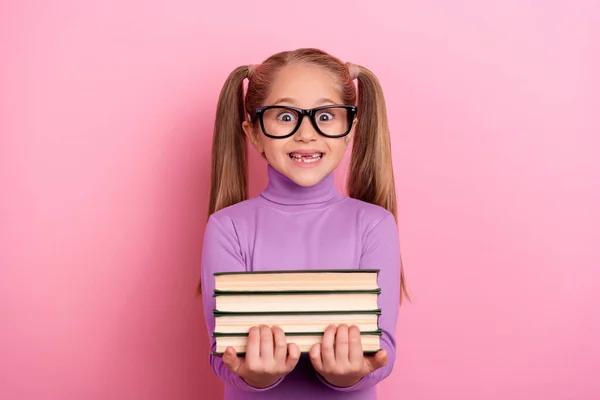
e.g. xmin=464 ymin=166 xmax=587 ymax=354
xmin=200 ymin=48 xmax=407 ymax=399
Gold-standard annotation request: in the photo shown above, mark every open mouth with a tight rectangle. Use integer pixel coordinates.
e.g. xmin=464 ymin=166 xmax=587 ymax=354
xmin=288 ymin=152 xmax=324 ymax=163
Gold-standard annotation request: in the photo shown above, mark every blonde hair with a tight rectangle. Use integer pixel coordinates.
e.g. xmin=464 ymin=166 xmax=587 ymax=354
xmin=201 ymin=48 xmax=409 ymax=303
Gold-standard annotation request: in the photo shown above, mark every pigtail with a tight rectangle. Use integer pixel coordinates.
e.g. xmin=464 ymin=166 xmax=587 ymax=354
xmin=208 ymin=66 xmax=251 ymax=216
xmin=197 ymin=65 xmax=251 ymax=295
xmin=348 ymin=64 xmax=411 ymax=303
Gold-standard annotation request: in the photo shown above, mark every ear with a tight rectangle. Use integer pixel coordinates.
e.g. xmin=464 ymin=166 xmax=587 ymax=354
xmin=344 ymin=117 xmax=358 ymax=145
xmin=242 ymin=120 xmax=264 ymax=154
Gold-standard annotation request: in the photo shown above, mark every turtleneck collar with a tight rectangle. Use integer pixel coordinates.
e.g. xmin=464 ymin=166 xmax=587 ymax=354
xmin=260 ymin=164 xmax=342 ymax=206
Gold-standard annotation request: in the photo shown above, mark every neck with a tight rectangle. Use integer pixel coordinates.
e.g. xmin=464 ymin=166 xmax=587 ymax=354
xmin=261 ymin=164 xmax=340 ymax=206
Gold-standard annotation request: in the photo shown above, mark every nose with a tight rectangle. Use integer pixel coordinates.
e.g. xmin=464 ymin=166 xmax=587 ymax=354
xmin=294 ymin=116 xmax=318 ymax=142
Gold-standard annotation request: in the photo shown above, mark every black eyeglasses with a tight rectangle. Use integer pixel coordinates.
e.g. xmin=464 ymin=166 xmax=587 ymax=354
xmin=254 ymin=105 xmax=358 ymax=139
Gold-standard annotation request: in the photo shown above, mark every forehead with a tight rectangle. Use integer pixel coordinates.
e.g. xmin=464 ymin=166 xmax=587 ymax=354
xmin=264 ymin=63 xmax=343 ymax=107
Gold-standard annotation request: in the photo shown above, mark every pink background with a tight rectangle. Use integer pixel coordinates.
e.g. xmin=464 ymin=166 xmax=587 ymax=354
xmin=1 ymin=1 xmax=599 ymax=399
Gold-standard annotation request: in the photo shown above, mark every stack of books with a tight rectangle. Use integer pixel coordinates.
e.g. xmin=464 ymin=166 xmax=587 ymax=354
xmin=211 ymin=269 xmax=382 ymax=355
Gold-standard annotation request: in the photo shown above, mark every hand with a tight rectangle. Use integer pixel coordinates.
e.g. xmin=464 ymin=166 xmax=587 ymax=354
xmin=222 ymin=325 xmax=300 ymax=388
xmin=309 ymin=324 xmax=388 ymax=388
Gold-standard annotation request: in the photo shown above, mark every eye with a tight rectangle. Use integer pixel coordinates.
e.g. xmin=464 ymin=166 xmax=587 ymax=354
xmin=317 ymin=111 xmax=334 ymax=122
xmin=277 ymin=112 xmax=297 ymax=122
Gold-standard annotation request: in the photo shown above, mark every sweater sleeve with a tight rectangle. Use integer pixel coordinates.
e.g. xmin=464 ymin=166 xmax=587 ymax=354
xmin=318 ymin=212 xmax=401 ymax=391
xmin=200 ymin=215 xmax=284 ymax=392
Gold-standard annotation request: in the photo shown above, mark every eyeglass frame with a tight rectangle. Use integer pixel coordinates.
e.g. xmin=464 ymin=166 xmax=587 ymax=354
xmin=252 ymin=104 xmax=358 ymax=139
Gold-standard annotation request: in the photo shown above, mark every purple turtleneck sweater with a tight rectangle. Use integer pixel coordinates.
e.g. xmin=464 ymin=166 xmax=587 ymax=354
xmin=201 ymin=165 xmax=401 ymax=399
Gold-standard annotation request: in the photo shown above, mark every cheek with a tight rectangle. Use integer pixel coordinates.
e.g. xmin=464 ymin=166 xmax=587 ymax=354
xmin=325 ymin=139 xmax=350 ymax=157
xmin=262 ymin=139 xmax=288 ymax=159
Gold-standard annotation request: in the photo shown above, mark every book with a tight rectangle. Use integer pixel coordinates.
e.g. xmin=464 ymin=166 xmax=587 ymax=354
xmin=211 ymin=269 xmax=382 ymax=355
xmin=214 ymin=290 xmax=380 ymax=313
xmin=214 ymin=310 xmax=381 ymax=334
xmin=213 ymin=330 xmax=383 ymax=354
xmin=213 ymin=269 xmax=380 ymax=292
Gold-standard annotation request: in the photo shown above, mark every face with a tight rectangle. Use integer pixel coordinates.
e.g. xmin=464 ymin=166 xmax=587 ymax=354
xmin=242 ymin=63 xmax=356 ymax=187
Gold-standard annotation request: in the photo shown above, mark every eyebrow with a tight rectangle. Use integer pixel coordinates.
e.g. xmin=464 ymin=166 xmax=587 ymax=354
xmin=272 ymin=97 xmax=339 ymax=107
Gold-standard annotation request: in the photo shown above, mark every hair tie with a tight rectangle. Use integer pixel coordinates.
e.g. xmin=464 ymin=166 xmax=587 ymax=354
xmin=346 ymin=62 xmax=360 ymax=80
xmin=247 ymin=64 xmax=258 ymax=79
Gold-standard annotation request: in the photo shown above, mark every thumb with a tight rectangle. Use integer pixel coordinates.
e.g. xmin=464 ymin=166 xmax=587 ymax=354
xmin=222 ymin=347 xmax=243 ymax=374
xmin=285 ymin=343 xmax=301 ymax=371
xmin=364 ymin=350 xmax=388 ymax=373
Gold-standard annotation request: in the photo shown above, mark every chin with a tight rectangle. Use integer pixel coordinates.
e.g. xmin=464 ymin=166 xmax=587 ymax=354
xmin=286 ymin=169 xmax=329 ymax=187
xmin=268 ymin=155 xmax=337 ymax=187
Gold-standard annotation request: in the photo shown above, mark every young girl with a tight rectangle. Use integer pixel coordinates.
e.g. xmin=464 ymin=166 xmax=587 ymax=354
xmin=200 ymin=48 xmax=407 ymax=399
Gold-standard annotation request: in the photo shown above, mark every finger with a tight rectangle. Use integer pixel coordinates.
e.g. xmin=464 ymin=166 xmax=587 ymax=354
xmin=259 ymin=325 xmax=273 ymax=360
xmin=246 ymin=326 xmax=260 ymax=362
xmin=335 ymin=324 xmax=349 ymax=364
xmin=321 ymin=325 xmax=337 ymax=370
xmin=272 ymin=326 xmax=287 ymax=364
xmin=348 ymin=324 xmax=363 ymax=365
xmin=309 ymin=343 xmax=324 ymax=372
xmin=364 ymin=349 xmax=388 ymax=373
xmin=222 ymin=346 xmax=242 ymax=374
xmin=285 ymin=342 xmax=301 ymax=371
